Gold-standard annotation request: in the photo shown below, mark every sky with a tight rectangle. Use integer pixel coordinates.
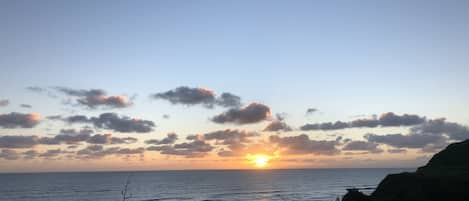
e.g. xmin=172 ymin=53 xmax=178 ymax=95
xmin=1 ymin=0 xmax=469 ymax=172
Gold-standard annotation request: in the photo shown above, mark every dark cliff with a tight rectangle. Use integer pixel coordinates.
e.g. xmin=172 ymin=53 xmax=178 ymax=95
xmin=342 ymin=139 xmax=469 ymax=201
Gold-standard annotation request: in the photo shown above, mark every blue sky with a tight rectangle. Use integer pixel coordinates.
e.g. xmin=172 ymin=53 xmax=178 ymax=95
xmin=0 ymin=0 xmax=469 ymax=171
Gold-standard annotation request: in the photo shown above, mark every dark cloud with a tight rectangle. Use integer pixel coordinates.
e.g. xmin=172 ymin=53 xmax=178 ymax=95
xmin=0 ymin=112 xmax=41 ymax=128
xmin=46 ymin=115 xmax=63 ymax=120
xmin=216 ymin=93 xmax=242 ymax=108
xmin=410 ymin=118 xmax=469 ymax=141
xmin=0 ymin=135 xmax=39 ymax=148
xmin=300 ymin=121 xmax=348 ymax=131
xmin=269 ymin=134 xmax=340 ymax=155
xmin=39 ymin=129 xmax=93 ymax=145
xmin=62 ymin=113 xmax=155 ymax=133
xmin=364 ymin=133 xmax=447 ymax=149
xmin=86 ymin=134 xmax=138 ymax=144
xmin=0 ymin=99 xmax=9 ymax=107
xmin=152 ymin=87 xmax=216 ymax=108
xmin=0 ymin=149 xmax=20 ymax=160
xmin=211 ymin=103 xmax=271 ymax=124
xmin=378 ymin=112 xmax=426 ymax=127
xmin=301 ymin=112 xmax=426 ymax=131
xmin=152 ymin=86 xmax=241 ymax=108
xmin=306 ymin=108 xmax=318 ymax=115
xmin=201 ymin=129 xmax=259 ymax=157
xmin=54 ymin=87 xmax=132 ymax=109
xmin=263 ymin=121 xmax=293 ymax=132
xmin=26 ymin=86 xmax=46 ymax=93
xmin=388 ymin=148 xmax=407 ymax=154
xmin=39 ymin=149 xmax=64 ymax=158
xmin=20 ymin=104 xmax=32 ymax=108
xmin=23 ymin=150 xmax=39 ymax=159
xmin=65 ymin=115 xmax=91 ymax=123
xmin=77 ymin=146 xmax=144 ymax=159
xmin=145 ymin=133 xmax=178 ymax=145
xmin=162 ymin=114 xmax=170 ymax=119
xmin=342 ymin=141 xmax=383 ymax=153
xmin=25 ymin=86 xmax=58 ymax=98
xmin=147 ymin=138 xmax=214 ymax=158
xmin=362 ymin=118 xmax=468 ymax=153
xmin=91 ymin=113 xmax=155 ymax=133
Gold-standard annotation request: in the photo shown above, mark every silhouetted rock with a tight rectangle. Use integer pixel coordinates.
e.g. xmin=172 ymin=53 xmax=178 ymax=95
xmin=342 ymin=188 xmax=371 ymax=201
xmin=342 ymin=139 xmax=469 ymax=201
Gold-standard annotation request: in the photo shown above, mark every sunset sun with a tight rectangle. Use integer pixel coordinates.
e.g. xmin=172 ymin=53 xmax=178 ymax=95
xmin=247 ymin=154 xmax=272 ymax=168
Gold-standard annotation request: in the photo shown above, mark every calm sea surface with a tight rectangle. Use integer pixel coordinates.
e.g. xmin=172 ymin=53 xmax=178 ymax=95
xmin=0 ymin=168 xmax=413 ymax=201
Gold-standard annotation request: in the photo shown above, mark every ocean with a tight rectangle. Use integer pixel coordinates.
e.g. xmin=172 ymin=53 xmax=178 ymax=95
xmin=0 ymin=168 xmax=412 ymax=201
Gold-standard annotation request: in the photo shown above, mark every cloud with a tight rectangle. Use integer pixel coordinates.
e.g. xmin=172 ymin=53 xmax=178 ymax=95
xmin=25 ymin=86 xmax=57 ymax=98
xmin=362 ymin=118 xmax=468 ymax=153
xmin=162 ymin=114 xmax=170 ymax=119
xmin=300 ymin=121 xmax=348 ymax=131
xmin=152 ymin=86 xmax=241 ymax=108
xmin=263 ymin=121 xmax=293 ymax=132
xmin=269 ymin=134 xmax=340 ymax=155
xmin=364 ymin=133 xmax=447 ymax=149
xmin=0 ymin=135 xmax=39 ymax=148
xmin=25 ymin=86 xmax=46 ymax=93
xmin=54 ymin=87 xmax=132 ymax=109
xmin=388 ymin=148 xmax=407 ymax=154
xmin=0 ymin=99 xmax=9 ymax=107
xmin=0 ymin=149 xmax=20 ymax=160
xmin=0 ymin=129 xmax=137 ymax=150
xmin=0 ymin=112 xmax=41 ymax=128
xmin=39 ymin=149 xmax=64 ymax=158
xmin=77 ymin=146 xmax=144 ymax=159
xmin=23 ymin=150 xmax=39 ymax=159
xmin=410 ymin=118 xmax=469 ymax=141
xmin=306 ymin=108 xmax=318 ymax=115
xmin=39 ymin=129 xmax=93 ymax=145
xmin=62 ymin=113 xmax=155 ymax=133
xmin=211 ymin=103 xmax=271 ymax=124
xmin=342 ymin=140 xmax=383 ymax=153
xmin=145 ymin=133 xmax=178 ymax=145
xmin=215 ymin=93 xmax=242 ymax=108
xmin=301 ymin=112 xmax=426 ymax=131
xmin=378 ymin=112 xmax=426 ymax=127
xmin=147 ymin=138 xmax=214 ymax=158
xmin=20 ymin=104 xmax=32 ymax=108
xmin=86 ymin=134 xmax=138 ymax=144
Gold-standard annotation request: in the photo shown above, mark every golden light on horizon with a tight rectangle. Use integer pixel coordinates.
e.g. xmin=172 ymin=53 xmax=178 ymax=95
xmin=247 ymin=154 xmax=272 ymax=168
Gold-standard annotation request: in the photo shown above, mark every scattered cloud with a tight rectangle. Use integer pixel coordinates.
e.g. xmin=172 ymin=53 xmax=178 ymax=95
xmin=61 ymin=113 xmax=156 ymax=133
xmin=388 ymin=148 xmax=407 ymax=154
xmin=301 ymin=112 xmax=426 ymax=131
xmin=0 ymin=135 xmax=39 ymax=148
xmin=145 ymin=133 xmax=178 ymax=145
xmin=0 ymin=99 xmax=9 ymax=107
xmin=342 ymin=140 xmax=383 ymax=153
xmin=306 ymin=108 xmax=318 ymax=115
xmin=364 ymin=133 xmax=447 ymax=149
xmin=269 ymin=134 xmax=340 ymax=155
xmin=54 ymin=87 xmax=132 ymax=109
xmin=162 ymin=114 xmax=170 ymax=119
xmin=86 ymin=134 xmax=138 ymax=145
xmin=77 ymin=146 xmax=144 ymax=159
xmin=0 ymin=112 xmax=41 ymax=128
xmin=211 ymin=103 xmax=271 ymax=124
xmin=20 ymin=104 xmax=32 ymax=108
xmin=152 ymin=86 xmax=241 ymax=108
xmin=0 ymin=149 xmax=20 ymax=160
xmin=147 ymin=137 xmax=214 ymax=158
xmin=263 ymin=121 xmax=293 ymax=132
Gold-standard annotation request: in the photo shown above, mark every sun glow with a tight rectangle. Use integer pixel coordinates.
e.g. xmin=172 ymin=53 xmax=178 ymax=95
xmin=247 ymin=154 xmax=272 ymax=168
